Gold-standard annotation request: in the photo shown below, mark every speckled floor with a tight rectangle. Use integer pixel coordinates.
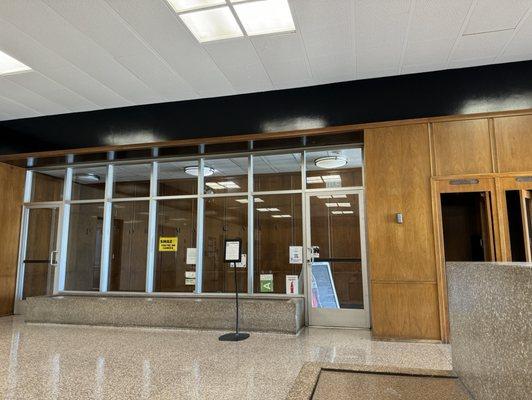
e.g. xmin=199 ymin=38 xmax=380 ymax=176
xmin=0 ymin=316 xmax=452 ymax=400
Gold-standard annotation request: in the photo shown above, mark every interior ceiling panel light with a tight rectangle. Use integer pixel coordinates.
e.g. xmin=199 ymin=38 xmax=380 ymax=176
xmin=180 ymin=7 xmax=243 ymax=42
xmin=233 ymin=0 xmax=295 ymax=36
xmin=168 ymin=0 xmax=226 ymax=12
xmin=185 ymin=165 xmax=215 ymax=176
xmin=168 ymin=0 xmax=295 ymax=43
xmin=315 ymin=156 xmax=348 ymax=169
xmin=0 ymin=50 xmax=31 ymax=75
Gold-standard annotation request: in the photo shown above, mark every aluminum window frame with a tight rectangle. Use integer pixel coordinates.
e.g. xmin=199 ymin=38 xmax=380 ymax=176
xmin=18 ymin=144 xmax=364 ymax=300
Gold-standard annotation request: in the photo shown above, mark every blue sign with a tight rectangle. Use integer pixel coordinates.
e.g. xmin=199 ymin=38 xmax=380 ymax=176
xmin=311 ymin=262 xmax=339 ymax=309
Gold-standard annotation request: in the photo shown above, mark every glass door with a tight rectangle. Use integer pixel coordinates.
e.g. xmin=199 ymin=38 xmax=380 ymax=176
xmin=18 ymin=206 xmax=61 ymax=301
xmin=305 ymin=190 xmax=369 ymax=328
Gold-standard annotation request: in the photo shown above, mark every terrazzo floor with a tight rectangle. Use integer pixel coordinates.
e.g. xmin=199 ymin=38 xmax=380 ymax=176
xmin=0 ymin=316 xmax=452 ymax=400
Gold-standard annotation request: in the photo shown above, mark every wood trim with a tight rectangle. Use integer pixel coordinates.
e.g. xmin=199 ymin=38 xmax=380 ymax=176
xmin=428 ymin=122 xmax=437 ymax=176
xmin=2 ymin=107 xmax=532 ymax=163
xmin=488 ymin=118 xmax=499 ymax=173
xmin=495 ymin=174 xmax=532 ymax=261
xmin=431 ymin=179 xmax=449 ymax=343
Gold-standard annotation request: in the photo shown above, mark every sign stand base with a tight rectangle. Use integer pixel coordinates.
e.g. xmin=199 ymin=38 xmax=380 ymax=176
xmin=218 ymin=332 xmax=250 ymax=342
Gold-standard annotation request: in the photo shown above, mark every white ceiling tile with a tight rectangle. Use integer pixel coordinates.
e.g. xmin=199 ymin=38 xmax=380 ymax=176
xmin=356 ymin=68 xmax=398 ymax=80
xmin=203 ymin=38 xmax=273 ymax=91
xmin=251 ymin=32 xmax=312 ymax=86
xmin=105 ymin=0 xmax=235 ymax=97
xmin=465 ymin=0 xmax=532 ymax=34
xmin=0 ymin=77 xmax=69 ymax=115
xmin=308 ymin=54 xmax=355 ymax=84
xmin=357 ymin=44 xmax=403 ymax=75
xmin=403 ymin=39 xmax=454 ymax=66
xmin=448 ymin=57 xmax=497 ymax=69
xmin=0 ymin=95 xmax=41 ymax=120
xmin=0 ymin=17 xmax=130 ymax=108
xmin=355 ymin=0 xmax=411 ymax=49
xmin=0 ymin=0 xmax=165 ymax=104
xmin=452 ymin=30 xmax=515 ymax=61
xmin=42 ymin=0 xmax=197 ymax=101
xmin=5 ymin=72 xmax=98 ymax=111
xmin=409 ymin=0 xmax=474 ymax=42
xmin=402 ymin=62 xmax=448 ymax=75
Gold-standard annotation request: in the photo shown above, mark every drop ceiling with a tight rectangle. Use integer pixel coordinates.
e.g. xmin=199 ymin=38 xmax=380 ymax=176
xmin=0 ymin=0 xmax=531 ymax=122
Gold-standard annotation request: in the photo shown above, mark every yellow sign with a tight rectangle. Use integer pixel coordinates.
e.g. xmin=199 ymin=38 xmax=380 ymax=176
xmin=159 ymin=237 xmax=178 ymax=252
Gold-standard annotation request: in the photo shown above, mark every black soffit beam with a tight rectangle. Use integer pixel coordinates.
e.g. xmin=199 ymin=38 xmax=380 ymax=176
xmin=1 ymin=60 xmax=532 ymax=156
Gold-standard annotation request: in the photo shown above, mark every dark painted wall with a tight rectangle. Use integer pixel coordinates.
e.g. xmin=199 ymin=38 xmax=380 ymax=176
xmin=1 ymin=60 xmax=532 ymax=155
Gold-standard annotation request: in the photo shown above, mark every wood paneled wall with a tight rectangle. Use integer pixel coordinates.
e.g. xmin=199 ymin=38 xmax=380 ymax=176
xmin=365 ymin=124 xmax=441 ymax=340
xmin=0 ymin=163 xmax=25 ymax=316
xmin=364 ymin=110 xmax=532 ymax=341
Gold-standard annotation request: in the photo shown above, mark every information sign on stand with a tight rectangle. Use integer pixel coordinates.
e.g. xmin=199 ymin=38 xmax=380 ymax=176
xmin=219 ymin=239 xmax=250 ymax=342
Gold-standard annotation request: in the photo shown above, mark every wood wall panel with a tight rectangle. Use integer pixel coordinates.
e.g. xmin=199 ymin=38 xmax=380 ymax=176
xmin=494 ymin=115 xmax=532 ymax=172
xmin=0 ymin=163 xmax=25 ymax=316
xmin=432 ymin=119 xmax=493 ymax=175
xmin=365 ymin=124 xmax=436 ymax=282
xmin=371 ymin=282 xmax=441 ymax=340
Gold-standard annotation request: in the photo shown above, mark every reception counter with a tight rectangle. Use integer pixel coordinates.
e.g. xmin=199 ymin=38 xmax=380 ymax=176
xmin=446 ymin=262 xmax=531 ymax=400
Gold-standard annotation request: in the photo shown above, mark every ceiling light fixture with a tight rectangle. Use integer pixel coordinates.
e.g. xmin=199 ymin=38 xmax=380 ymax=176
xmin=233 ymin=0 xmax=295 ymax=36
xmin=167 ymin=0 xmax=225 ymax=13
xmin=0 ymin=50 xmax=31 ymax=75
xmin=168 ymin=0 xmax=295 ymax=43
xmin=315 ymin=156 xmax=348 ymax=169
xmin=74 ymin=173 xmax=101 ymax=184
xmin=180 ymin=6 xmax=243 ymax=42
xmin=185 ymin=165 xmax=215 ymax=176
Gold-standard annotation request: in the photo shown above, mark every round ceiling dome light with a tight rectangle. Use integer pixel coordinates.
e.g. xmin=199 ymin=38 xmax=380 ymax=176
xmin=314 ymin=156 xmax=348 ymax=169
xmin=184 ymin=166 xmax=215 ymax=177
xmin=74 ymin=173 xmax=100 ymax=184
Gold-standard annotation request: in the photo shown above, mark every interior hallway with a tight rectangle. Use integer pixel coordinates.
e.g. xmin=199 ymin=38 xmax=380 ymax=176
xmin=0 ymin=316 xmax=451 ymax=400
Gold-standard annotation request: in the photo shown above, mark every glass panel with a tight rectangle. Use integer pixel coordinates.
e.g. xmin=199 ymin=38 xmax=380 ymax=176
xmin=306 ymin=148 xmax=363 ymax=189
xmin=158 ymin=160 xmax=198 ymax=196
xmin=254 ymin=194 xmax=303 ymax=294
xmin=203 ymin=197 xmax=247 ymax=293
xmin=113 ymin=164 xmax=151 ymax=198
xmin=253 ymin=153 xmax=302 ymax=191
xmin=31 ymin=170 xmax=65 ymax=202
xmin=155 ymin=199 xmax=197 ymax=292
xmin=109 ymin=201 xmax=149 ymax=291
xmin=204 ymin=157 xmax=248 ymax=194
xmin=65 ymin=204 xmax=104 ymax=291
xmin=72 ymin=166 xmax=107 ymax=200
xmin=23 ymin=208 xmax=59 ymax=299
xmin=309 ymin=193 xmax=364 ymax=309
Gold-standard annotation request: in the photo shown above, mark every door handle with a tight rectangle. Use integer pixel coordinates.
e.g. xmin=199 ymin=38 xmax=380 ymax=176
xmin=50 ymin=250 xmax=59 ymax=266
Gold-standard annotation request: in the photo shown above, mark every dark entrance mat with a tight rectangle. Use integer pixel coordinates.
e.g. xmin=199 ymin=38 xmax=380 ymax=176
xmin=313 ymin=370 xmax=471 ymax=400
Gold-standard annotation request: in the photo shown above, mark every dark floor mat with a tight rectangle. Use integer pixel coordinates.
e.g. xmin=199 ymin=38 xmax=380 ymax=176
xmin=312 ymin=370 xmax=472 ymax=400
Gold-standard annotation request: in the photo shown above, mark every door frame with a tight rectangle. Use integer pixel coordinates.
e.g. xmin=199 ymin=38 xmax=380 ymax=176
xmin=304 ymin=188 xmax=370 ymax=328
xmin=14 ymin=202 xmax=64 ymax=313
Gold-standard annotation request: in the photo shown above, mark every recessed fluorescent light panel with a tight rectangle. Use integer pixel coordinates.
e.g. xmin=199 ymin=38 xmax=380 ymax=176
xmin=179 ymin=7 xmax=243 ymax=42
xmin=0 ymin=50 xmax=31 ymax=75
xmin=169 ymin=0 xmax=295 ymax=43
xmin=233 ymin=0 xmax=295 ymax=36
xmin=167 ymin=0 xmax=226 ymax=12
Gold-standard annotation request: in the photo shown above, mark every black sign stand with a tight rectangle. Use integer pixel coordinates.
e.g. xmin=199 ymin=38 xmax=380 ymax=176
xmin=219 ymin=239 xmax=250 ymax=342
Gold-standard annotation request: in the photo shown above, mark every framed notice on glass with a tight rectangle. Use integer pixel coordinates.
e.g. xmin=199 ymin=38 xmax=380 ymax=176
xmin=224 ymin=239 xmax=242 ymax=263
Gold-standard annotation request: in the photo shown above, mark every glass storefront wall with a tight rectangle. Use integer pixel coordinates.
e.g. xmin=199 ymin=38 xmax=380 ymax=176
xmin=24 ymin=147 xmax=363 ymax=296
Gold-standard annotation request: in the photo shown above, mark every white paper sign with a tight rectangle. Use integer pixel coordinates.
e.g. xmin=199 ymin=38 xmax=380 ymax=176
xmin=185 ymin=271 xmax=196 ymax=286
xmin=186 ymin=248 xmax=197 ymax=265
xmin=289 ymin=246 xmax=303 ymax=264
xmin=235 ymin=253 xmax=247 ymax=268
xmin=224 ymin=240 xmax=241 ymax=262
xmin=286 ymin=275 xmax=299 ymax=294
